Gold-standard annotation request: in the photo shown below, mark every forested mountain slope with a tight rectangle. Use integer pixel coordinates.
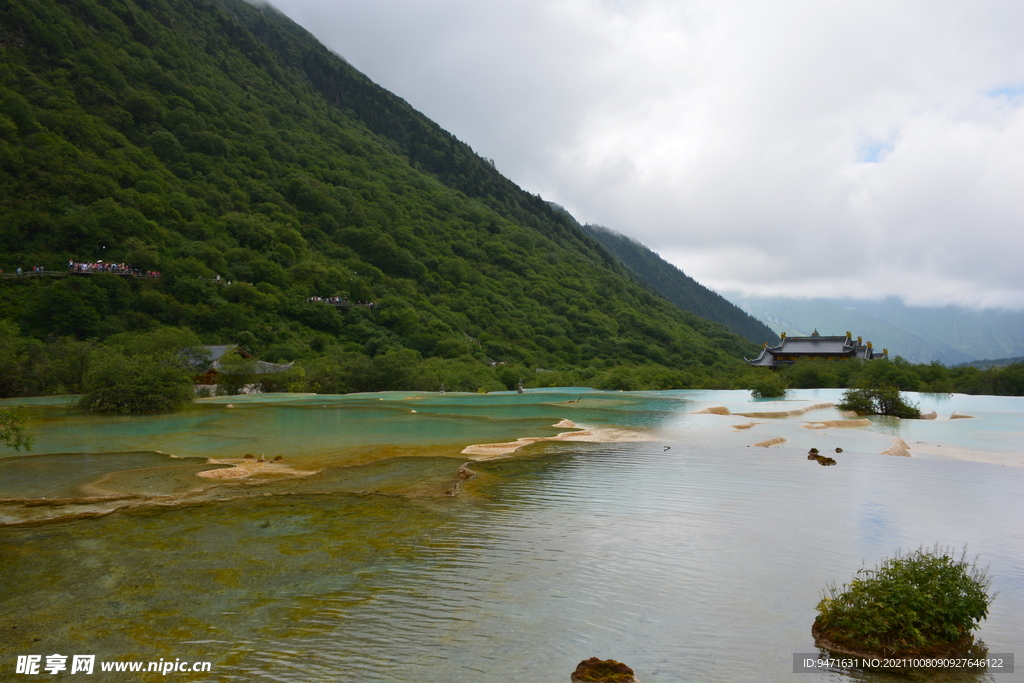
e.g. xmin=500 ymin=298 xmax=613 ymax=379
xmin=0 ymin=0 xmax=758 ymax=394
xmin=578 ymin=223 xmax=778 ymax=346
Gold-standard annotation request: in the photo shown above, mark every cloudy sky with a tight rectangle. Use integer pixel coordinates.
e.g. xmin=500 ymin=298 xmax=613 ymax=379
xmin=265 ymin=0 xmax=1024 ymax=310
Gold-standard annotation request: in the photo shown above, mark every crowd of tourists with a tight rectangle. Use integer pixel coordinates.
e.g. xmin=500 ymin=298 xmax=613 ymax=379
xmin=2 ymin=262 xmax=160 ymax=277
xmin=307 ymin=296 xmax=377 ymax=308
xmin=67 ymin=260 xmax=160 ymax=278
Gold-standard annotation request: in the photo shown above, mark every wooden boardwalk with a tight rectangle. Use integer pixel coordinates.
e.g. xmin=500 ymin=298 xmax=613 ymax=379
xmin=1 ymin=269 xmax=159 ymax=280
xmin=309 ymin=299 xmax=378 ymax=310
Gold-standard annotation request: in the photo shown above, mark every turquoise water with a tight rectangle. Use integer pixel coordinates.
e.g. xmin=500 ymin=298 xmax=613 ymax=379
xmin=1 ymin=389 xmax=1022 ymax=681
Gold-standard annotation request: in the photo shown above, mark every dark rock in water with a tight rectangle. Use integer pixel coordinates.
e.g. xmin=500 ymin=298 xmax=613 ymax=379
xmin=807 ymin=454 xmax=820 ymax=460
xmin=835 ymin=447 xmax=843 ymax=453
xmin=808 ymin=448 xmax=820 ymax=455
xmin=809 ymin=454 xmax=837 ymax=466
xmin=571 ymin=657 xmax=639 ymax=682
xmin=457 ymin=463 xmax=477 ymax=480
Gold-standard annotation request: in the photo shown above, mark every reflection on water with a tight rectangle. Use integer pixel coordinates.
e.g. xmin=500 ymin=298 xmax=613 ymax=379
xmin=1 ymin=390 xmax=1022 ymax=682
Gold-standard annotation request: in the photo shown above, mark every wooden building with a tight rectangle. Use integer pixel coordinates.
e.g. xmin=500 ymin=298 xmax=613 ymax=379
xmin=745 ymin=330 xmax=887 ymax=369
xmin=192 ymin=345 xmax=294 ymax=384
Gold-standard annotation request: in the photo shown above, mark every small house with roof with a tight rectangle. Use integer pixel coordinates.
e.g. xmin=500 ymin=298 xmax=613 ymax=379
xmin=745 ymin=330 xmax=887 ymax=369
xmin=192 ymin=345 xmax=294 ymax=384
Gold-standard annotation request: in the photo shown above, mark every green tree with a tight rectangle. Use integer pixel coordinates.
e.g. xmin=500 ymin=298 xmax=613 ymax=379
xmin=780 ymin=359 xmax=841 ymax=389
xmin=853 ymin=357 xmax=921 ymax=391
xmin=78 ymin=350 xmax=194 ymax=414
xmin=0 ymin=320 xmax=31 ymax=398
xmin=749 ymin=374 xmax=788 ymax=398
xmin=838 ymin=387 xmax=920 ymax=418
xmin=992 ymin=362 xmax=1024 ymax=396
xmin=0 ymin=406 xmax=34 ymax=451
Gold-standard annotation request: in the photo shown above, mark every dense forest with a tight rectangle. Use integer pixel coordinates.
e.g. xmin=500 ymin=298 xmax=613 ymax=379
xmin=0 ymin=0 xmax=762 ymax=394
xmin=0 ymin=0 xmax=1021 ymax=401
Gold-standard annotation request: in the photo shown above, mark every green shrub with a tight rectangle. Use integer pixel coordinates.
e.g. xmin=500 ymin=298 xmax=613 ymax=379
xmin=838 ymin=387 xmax=920 ymax=418
xmin=836 ymin=388 xmax=876 ymax=414
xmin=749 ymin=374 xmax=788 ymax=398
xmin=78 ymin=350 xmax=194 ymax=414
xmin=0 ymin=406 xmax=34 ymax=451
xmin=813 ymin=546 xmax=993 ymax=657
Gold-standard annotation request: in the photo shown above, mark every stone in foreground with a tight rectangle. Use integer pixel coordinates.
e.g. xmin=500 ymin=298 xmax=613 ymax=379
xmin=571 ymin=657 xmax=640 ymax=683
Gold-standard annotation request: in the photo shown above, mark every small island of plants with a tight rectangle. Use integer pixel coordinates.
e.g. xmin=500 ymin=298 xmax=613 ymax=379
xmin=813 ymin=546 xmax=994 ymax=659
xmin=837 ymin=387 xmax=921 ymax=419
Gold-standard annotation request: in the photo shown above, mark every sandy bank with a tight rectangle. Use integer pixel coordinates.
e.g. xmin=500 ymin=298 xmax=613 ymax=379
xmin=882 ymin=437 xmax=912 ymax=457
xmin=197 ymin=459 xmax=319 ymax=480
xmin=803 ymin=419 xmax=873 ymax=430
xmin=461 ymin=420 xmax=655 ymax=459
xmin=735 ymin=403 xmax=834 ymax=418
xmin=752 ymin=437 xmax=787 ymax=447
xmin=693 ymin=403 xmax=834 ymax=418
xmin=693 ymin=406 xmax=731 ymax=415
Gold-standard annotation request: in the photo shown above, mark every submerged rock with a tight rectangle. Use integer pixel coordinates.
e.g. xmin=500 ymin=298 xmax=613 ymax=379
xmin=571 ymin=657 xmax=640 ymax=683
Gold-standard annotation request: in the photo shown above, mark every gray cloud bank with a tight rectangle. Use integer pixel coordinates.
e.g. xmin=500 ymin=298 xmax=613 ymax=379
xmin=265 ymin=0 xmax=1024 ymax=310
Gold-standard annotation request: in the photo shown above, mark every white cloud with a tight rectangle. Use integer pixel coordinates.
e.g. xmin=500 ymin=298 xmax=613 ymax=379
xmin=266 ymin=0 xmax=1024 ymax=309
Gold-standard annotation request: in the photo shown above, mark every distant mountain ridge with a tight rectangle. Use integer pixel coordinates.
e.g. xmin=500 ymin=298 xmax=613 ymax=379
xmin=574 ymin=222 xmax=779 ymax=345
xmin=956 ymin=356 xmax=1024 ymax=370
xmin=725 ymin=295 xmax=1024 ymax=365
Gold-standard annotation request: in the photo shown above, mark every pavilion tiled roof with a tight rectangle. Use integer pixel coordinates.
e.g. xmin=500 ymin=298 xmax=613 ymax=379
xmin=745 ymin=331 xmax=883 ymax=368
xmin=197 ymin=345 xmax=294 ymax=375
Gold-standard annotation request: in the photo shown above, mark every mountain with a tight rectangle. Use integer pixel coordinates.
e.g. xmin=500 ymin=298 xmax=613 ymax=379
xmin=725 ymin=295 xmax=1024 ymax=365
xmin=956 ymin=356 xmax=1024 ymax=370
xmin=576 ymin=222 xmax=778 ymax=346
xmin=0 ymin=0 xmax=760 ymax=395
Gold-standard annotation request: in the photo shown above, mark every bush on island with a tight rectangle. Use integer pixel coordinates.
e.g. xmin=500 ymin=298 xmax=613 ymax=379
xmin=813 ymin=546 xmax=993 ymax=658
xmin=838 ymin=387 xmax=920 ymax=418
xmin=78 ymin=350 xmax=194 ymax=414
xmin=749 ymin=375 xmax=788 ymax=399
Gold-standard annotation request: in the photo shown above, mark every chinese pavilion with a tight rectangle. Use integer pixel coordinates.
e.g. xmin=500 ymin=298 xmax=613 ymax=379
xmin=744 ymin=330 xmax=887 ymax=369
xmin=192 ymin=345 xmax=294 ymax=384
